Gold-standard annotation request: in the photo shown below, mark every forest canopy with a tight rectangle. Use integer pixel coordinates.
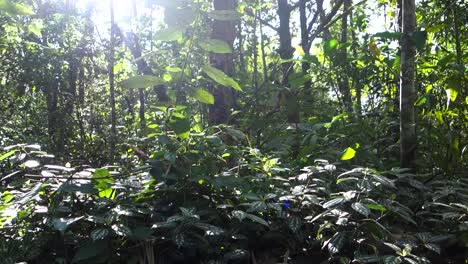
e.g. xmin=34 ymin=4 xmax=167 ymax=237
xmin=0 ymin=0 xmax=467 ymax=263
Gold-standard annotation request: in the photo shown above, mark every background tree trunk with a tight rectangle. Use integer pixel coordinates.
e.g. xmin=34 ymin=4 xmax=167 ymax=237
xmin=399 ymin=0 xmax=416 ymax=170
xmin=109 ymin=0 xmax=116 ymax=161
xmin=208 ymin=0 xmax=237 ymax=125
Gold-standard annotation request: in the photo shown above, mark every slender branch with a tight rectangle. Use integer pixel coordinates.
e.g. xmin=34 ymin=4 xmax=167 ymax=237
xmin=309 ymin=0 xmax=365 ymax=43
xmin=244 ymin=8 xmax=279 ymax=32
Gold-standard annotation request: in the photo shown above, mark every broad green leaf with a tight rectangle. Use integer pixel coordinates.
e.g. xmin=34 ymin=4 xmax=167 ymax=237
xmin=193 ymin=89 xmax=214 ymax=104
xmin=193 ymin=222 xmax=224 ymax=235
xmin=28 ymin=19 xmax=43 ymax=38
xmin=0 ymin=149 xmax=16 ymax=161
xmin=365 ymin=203 xmax=387 ymax=212
xmin=202 ymin=65 xmax=242 ymax=91
xmin=295 ymin=45 xmax=305 ymax=56
xmin=351 ymin=202 xmax=370 ymax=217
xmin=354 ymin=255 xmax=381 ymax=263
xmin=224 ymin=249 xmax=248 ymax=260
xmin=91 ymin=228 xmax=110 ymax=241
xmin=59 ymin=182 xmax=97 ymax=194
xmin=415 ymin=96 xmax=427 ymax=106
xmin=336 ymin=177 xmax=359 ymax=184
xmin=131 ymin=226 xmax=154 ymax=240
xmin=245 ymin=213 xmax=269 ymax=227
xmin=163 ymin=73 xmax=172 ymax=82
xmin=200 ymin=39 xmax=232 ymax=54
xmin=169 ymin=116 xmax=190 ymax=139
xmin=0 ymin=0 xmax=34 ymax=15
xmin=120 ymin=75 xmax=163 ymax=89
xmin=165 ymin=8 xmax=196 ymax=28
xmin=370 ymin=174 xmax=395 ymax=188
xmin=412 ymin=30 xmax=427 ymax=51
xmin=94 ymin=168 xmax=111 ymax=179
xmin=322 ymin=198 xmax=345 ymax=208
xmin=445 ymin=88 xmax=458 ymax=108
xmin=382 ymin=256 xmax=402 ymax=264
xmin=340 ymin=147 xmax=356 ymax=160
xmin=290 ymin=74 xmax=311 ymax=89
xmin=323 ymin=38 xmax=339 ymax=56
xmin=23 ymin=160 xmax=40 ymax=168
xmin=154 ymin=27 xmax=183 ymax=41
xmin=427 ymin=24 xmax=445 ymax=33
xmin=17 ymin=183 xmax=42 ymax=206
xmin=207 ymin=10 xmax=241 ymax=21
xmin=52 ymin=216 xmax=84 ymax=234
xmin=325 ymin=232 xmax=347 ymax=254
xmin=166 ymin=66 xmax=182 ymax=72
xmin=72 ymin=240 xmax=108 ymax=263
xmin=98 ymin=187 xmax=115 ymax=200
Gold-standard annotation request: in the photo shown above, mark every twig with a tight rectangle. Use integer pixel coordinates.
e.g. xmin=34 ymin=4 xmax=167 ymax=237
xmin=244 ymin=8 xmax=279 ymax=32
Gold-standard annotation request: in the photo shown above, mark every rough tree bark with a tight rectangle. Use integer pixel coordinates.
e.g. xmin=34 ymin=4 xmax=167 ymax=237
xmin=277 ymin=0 xmax=300 ymax=124
xmin=208 ymin=0 xmax=237 ymax=125
xmin=399 ymin=0 xmax=416 ymax=170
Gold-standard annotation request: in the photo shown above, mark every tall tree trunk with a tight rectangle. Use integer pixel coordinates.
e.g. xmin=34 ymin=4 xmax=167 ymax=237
xmin=399 ymin=0 xmax=416 ymax=171
xmin=109 ymin=0 xmax=116 ymax=161
xmin=277 ymin=0 xmax=299 ymax=123
xmin=339 ymin=0 xmax=352 ymax=113
xmin=349 ymin=10 xmax=362 ymax=117
xmin=46 ymin=84 xmax=58 ymax=152
xmin=277 ymin=0 xmax=294 ymax=87
xmin=131 ymin=0 xmax=146 ymax=128
xmin=277 ymin=0 xmax=300 ymax=158
xmin=208 ymin=0 xmax=236 ymax=125
xmin=299 ymin=0 xmax=311 ymax=91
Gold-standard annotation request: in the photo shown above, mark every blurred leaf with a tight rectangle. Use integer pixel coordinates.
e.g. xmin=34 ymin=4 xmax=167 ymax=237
xmin=200 ymin=39 xmax=232 ymax=54
xmin=120 ymin=75 xmax=163 ymax=89
xmin=295 ymin=45 xmax=305 ymax=56
xmin=52 ymin=216 xmax=84 ymax=234
xmin=17 ymin=183 xmax=42 ymax=206
xmin=59 ymin=182 xmax=97 ymax=194
xmin=0 ymin=149 xmax=16 ymax=161
xmin=324 ymin=38 xmax=339 ymax=56
xmin=352 ymin=202 xmax=370 ymax=217
xmin=28 ymin=19 xmax=43 ymax=38
xmin=0 ymin=0 xmax=34 ymax=15
xmin=154 ymin=27 xmax=183 ymax=41
xmin=445 ymin=88 xmax=458 ymax=108
xmin=202 ymin=65 xmax=242 ymax=91
xmin=169 ymin=116 xmax=191 ymax=139
xmin=382 ymin=256 xmax=402 ymax=264
xmin=412 ymin=30 xmax=427 ymax=51
xmin=131 ymin=226 xmax=153 ymax=240
xmin=340 ymin=147 xmax=356 ymax=160
xmin=323 ymin=198 xmax=345 ymax=208
xmin=72 ymin=240 xmax=108 ymax=263
xmin=23 ymin=160 xmax=40 ymax=168
xmin=245 ymin=213 xmax=269 ymax=227
xmin=365 ymin=203 xmax=387 ymax=212
xmin=324 ymin=231 xmax=347 ymax=254
xmin=193 ymin=89 xmax=214 ymax=104
xmin=91 ymin=228 xmax=110 ymax=241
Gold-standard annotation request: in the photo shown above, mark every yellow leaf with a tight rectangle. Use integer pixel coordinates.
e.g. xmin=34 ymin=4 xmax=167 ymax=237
xmin=295 ymin=45 xmax=305 ymax=56
xmin=340 ymin=147 xmax=356 ymax=160
xmin=368 ymin=40 xmax=380 ymax=57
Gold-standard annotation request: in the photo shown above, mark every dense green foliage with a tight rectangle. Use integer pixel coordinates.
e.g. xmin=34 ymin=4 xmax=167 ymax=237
xmin=0 ymin=0 xmax=467 ymax=263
